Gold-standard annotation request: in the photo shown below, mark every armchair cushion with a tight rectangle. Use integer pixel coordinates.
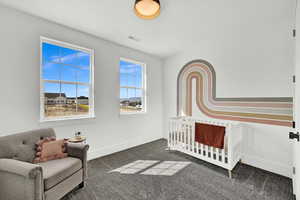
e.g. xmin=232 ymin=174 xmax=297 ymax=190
xmin=38 ymin=157 xmax=82 ymax=190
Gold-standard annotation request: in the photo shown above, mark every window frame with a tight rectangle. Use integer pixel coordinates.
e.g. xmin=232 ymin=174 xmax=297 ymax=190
xmin=119 ymin=57 xmax=147 ymax=115
xmin=40 ymin=36 xmax=95 ymax=122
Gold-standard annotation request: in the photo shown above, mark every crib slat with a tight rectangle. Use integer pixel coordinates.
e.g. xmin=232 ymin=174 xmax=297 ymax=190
xmin=183 ymin=123 xmax=185 ymax=150
xmin=191 ymin=124 xmax=194 ymax=152
xmin=177 ymin=121 xmax=180 ymax=145
xmin=178 ymin=121 xmax=180 ymax=145
xmin=176 ymin=121 xmax=179 ymax=145
xmin=192 ymin=123 xmax=195 ymax=152
xmin=187 ymin=123 xmax=189 ymax=151
xmin=190 ymin=123 xmax=192 ymax=152
xmin=185 ymin=123 xmax=188 ymax=150
xmin=213 ymin=147 xmax=217 ymax=160
xmin=222 ymin=148 xmax=225 ymax=163
xmin=168 ymin=121 xmax=170 ymax=147
xmin=169 ymin=121 xmax=171 ymax=146
xmin=216 ymin=148 xmax=220 ymax=161
xmin=188 ymin=124 xmax=192 ymax=151
xmin=180 ymin=124 xmax=185 ymax=148
xmin=170 ymin=121 xmax=172 ymax=146
xmin=190 ymin=124 xmax=192 ymax=151
xmin=206 ymin=145 xmax=209 ymax=158
xmin=182 ymin=124 xmax=186 ymax=149
xmin=192 ymin=122 xmax=199 ymax=154
xmin=200 ymin=143 xmax=203 ymax=155
xmin=172 ymin=121 xmax=175 ymax=147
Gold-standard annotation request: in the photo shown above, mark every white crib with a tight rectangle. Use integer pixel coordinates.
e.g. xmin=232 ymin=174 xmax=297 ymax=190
xmin=167 ymin=117 xmax=243 ymax=178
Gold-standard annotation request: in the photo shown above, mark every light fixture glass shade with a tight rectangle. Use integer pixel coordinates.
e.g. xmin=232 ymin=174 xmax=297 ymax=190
xmin=134 ymin=0 xmax=160 ymax=19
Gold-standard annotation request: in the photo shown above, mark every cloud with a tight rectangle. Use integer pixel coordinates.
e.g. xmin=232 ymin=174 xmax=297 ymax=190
xmin=51 ymin=52 xmax=88 ymax=63
xmin=44 ymin=52 xmax=90 ymax=70
xmin=120 ymin=64 xmax=140 ymax=74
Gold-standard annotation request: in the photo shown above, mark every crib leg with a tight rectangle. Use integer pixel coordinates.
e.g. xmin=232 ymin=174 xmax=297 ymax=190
xmin=228 ymin=170 xmax=232 ymax=179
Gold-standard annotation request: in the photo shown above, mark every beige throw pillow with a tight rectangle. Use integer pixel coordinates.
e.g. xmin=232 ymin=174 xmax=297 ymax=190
xmin=33 ymin=137 xmax=68 ymax=163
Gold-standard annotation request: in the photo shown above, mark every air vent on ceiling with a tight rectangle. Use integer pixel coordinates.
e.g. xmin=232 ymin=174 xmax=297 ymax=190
xmin=128 ymin=35 xmax=140 ymax=42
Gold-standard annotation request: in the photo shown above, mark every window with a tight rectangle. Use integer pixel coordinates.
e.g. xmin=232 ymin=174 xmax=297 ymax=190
xmin=40 ymin=37 xmax=94 ymax=121
xmin=120 ymin=58 xmax=146 ymax=114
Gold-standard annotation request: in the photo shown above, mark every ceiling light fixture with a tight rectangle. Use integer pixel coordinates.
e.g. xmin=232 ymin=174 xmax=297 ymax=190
xmin=134 ymin=0 xmax=160 ymax=20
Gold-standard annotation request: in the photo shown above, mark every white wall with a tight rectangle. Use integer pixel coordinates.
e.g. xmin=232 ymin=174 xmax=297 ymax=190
xmin=0 ymin=5 xmax=164 ymax=160
xmin=163 ymin=1 xmax=295 ymax=177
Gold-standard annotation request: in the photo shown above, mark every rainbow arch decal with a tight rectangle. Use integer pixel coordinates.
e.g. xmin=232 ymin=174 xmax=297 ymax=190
xmin=177 ymin=60 xmax=293 ymax=127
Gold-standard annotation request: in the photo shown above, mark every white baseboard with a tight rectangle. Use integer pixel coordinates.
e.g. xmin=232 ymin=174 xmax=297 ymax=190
xmin=242 ymin=154 xmax=292 ymax=178
xmin=87 ymin=136 xmax=163 ymax=161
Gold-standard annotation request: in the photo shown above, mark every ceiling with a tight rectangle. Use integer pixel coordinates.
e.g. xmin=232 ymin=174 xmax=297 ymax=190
xmin=0 ymin=0 xmax=294 ymax=58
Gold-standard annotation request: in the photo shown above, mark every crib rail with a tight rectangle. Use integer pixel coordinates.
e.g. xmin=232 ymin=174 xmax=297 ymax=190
xmin=168 ymin=117 xmax=243 ymax=174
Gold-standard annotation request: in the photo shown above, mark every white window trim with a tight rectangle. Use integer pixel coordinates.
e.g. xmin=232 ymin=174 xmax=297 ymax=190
xmin=40 ymin=36 xmax=95 ymax=122
xmin=119 ymin=57 xmax=147 ymax=115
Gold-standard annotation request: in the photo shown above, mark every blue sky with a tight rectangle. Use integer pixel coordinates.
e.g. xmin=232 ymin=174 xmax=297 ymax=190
xmin=43 ymin=42 xmax=143 ymax=99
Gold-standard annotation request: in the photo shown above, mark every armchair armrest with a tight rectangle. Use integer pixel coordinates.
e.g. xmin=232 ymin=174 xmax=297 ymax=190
xmin=0 ymin=159 xmax=42 ymax=179
xmin=67 ymin=143 xmax=89 ymax=160
xmin=67 ymin=143 xmax=89 ymax=180
xmin=0 ymin=159 xmax=43 ymax=200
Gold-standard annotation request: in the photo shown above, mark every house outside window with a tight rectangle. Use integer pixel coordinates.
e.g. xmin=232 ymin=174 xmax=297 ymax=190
xmin=120 ymin=58 xmax=147 ymax=114
xmin=40 ymin=37 xmax=94 ymax=121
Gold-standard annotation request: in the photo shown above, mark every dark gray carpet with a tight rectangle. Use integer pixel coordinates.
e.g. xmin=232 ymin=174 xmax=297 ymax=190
xmin=62 ymin=139 xmax=294 ymax=200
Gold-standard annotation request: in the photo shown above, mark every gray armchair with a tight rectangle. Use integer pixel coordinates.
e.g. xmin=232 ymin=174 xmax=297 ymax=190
xmin=0 ymin=128 xmax=89 ymax=200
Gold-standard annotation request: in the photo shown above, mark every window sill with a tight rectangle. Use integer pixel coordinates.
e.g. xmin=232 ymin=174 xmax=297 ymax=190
xmin=119 ymin=111 xmax=147 ymax=116
xmin=40 ymin=114 xmax=96 ymax=123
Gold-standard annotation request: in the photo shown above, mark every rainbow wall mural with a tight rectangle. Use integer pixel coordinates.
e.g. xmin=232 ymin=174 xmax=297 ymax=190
xmin=177 ymin=60 xmax=293 ymax=127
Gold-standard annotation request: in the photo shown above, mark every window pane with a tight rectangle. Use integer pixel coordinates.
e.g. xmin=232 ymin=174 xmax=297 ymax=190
xmin=77 ymin=85 xmax=90 ymax=115
xmin=120 ymin=87 xmax=127 ymax=99
xmin=134 ymin=65 xmax=142 ymax=88
xmin=120 ymin=60 xmax=142 ymax=88
xmin=119 ymin=88 xmax=143 ymax=112
xmin=136 ymin=89 xmax=143 ymax=98
xmin=61 ymin=84 xmax=77 ymax=117
xmin=77 ymin=66 xmax=90 ymax=83
xmin=132 ymin=89 xmax=143 ymax=112
xmin=43 ymin=63 xmax=62 ymax=81
xmin=42 ymin=43 xmax=61 ymax=65
xmin=120 ymin=88 xmax=128 ymax=112
xmin=44 ymin=82 xmax=71 ymax=118
xmin=61 ymin=65 xmax=77 ymax=82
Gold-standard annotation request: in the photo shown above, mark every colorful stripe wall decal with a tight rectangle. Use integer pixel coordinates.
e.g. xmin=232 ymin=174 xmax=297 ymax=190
xmin=177 ymin=60 xmax=293 ymax=127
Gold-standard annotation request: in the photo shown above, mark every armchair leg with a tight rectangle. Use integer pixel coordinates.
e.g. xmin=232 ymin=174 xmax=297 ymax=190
xmin=79 ymin=182 xmax=85 ymax=188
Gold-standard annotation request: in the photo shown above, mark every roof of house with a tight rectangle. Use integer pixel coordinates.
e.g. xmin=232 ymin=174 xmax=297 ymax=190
xmin=45 ymin=93 xmax=66 ymax=98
